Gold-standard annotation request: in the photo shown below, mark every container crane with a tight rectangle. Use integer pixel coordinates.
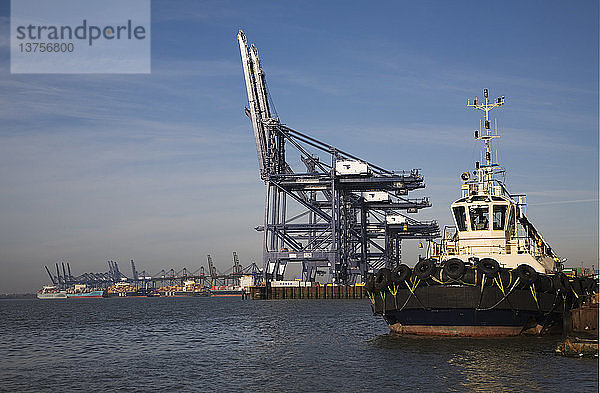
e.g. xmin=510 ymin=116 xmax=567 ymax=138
xmin=232 ymin=252 xmax=242 ymax=276
xmin=207 ymin=254 xmax=218 ymax=286
xmin=131 ymin=259 xmax=139 ymax=286
xmin=238 ymin=31 xmax=439 ymax=284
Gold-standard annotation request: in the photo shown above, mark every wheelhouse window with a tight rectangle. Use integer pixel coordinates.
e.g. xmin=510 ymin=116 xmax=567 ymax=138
xmin=507 ymin=206 xmax=515 ymax=235
xmin=469 ymin=205 xmax=489 ymax=230
xmin=452 ymin=206 xmax=467 ymax=231
xmin=471 ymin=196 xmax=490 ymax=202
xmin=493 ymin=205 xmax=507 ymax=230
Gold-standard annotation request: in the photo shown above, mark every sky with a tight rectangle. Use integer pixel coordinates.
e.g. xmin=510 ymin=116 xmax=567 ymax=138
xmin=0 ymin=0 xmax=598 ymax=293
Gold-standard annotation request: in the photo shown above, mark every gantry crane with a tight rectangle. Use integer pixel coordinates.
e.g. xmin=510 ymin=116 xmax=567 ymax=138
xmin=238 ymin=31 xmax=439 ymax=284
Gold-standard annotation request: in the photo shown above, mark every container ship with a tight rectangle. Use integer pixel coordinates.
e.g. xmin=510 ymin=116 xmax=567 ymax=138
xmin=366 ymin=89 xmax=598 ymax=336
xmin=210 ymin=285 xmax=244 ymax=298
xmin=107 ymin=282 xmax=156 ymax=297
xmin=65 ymin=284 xmax=105 ymax=298
xmin=37 ymin=284 xmax=104 ymax=299
xmin=36 ymin=286 xmax=67 ymax=299
xmin=158 ymin=280 xmax=209 ymax=297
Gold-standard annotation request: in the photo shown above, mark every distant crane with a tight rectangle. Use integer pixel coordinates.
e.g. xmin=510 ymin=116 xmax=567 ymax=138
xmin=207 ymin=254 xmax=218 ymax=286
xmin=242 ymin=261 xmax=264 ymax=286
xmin=232 ymin=252 xmax=242 ymax=276
xmin=131 ymin=259 xmax=139 ymax=286
xmin=55 ymin=263 xmax=63 ymax=288
xmin=40 ymin=253 xmax=255 ymax=290
xmin=61 ymin=262 xmax=68 ymax=286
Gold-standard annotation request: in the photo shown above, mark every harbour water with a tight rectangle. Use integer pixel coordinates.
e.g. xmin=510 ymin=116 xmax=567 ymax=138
xmin=0 ymin=298 xmax=597 ymax=392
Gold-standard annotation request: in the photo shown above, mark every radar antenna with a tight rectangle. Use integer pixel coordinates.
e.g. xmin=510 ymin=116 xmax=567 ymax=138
xmin=467 ymin=89 xmax=505 ymax=189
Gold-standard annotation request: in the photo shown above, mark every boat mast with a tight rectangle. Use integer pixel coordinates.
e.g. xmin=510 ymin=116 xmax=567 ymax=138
xmin=467 ymin=89 xmax=505 ymax=194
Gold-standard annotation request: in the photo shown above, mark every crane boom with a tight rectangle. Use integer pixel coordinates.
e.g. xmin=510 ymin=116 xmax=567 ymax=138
xmin=45 ymin=265 xmax=56 ymax=285
xmin=114 ymin=261 xmax=121 ymax=279
xmin=238 ymin=30 xmax=270 ymax=179
xmin=55 ymin=263 xmax=62 ymax=287
xmin=130 ymin=259 xmax=138 ymax=283
xmin=62 ymin=263 xmax=68 ymax=285
xmin=249 ymin=45 xmax=271 ymax=120
xmin=207 ymin=254 xmax=217 ymax=278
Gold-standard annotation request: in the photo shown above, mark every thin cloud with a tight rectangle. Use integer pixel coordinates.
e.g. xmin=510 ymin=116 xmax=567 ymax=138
xmin=528 ymin=199 xmax=599 ymax=206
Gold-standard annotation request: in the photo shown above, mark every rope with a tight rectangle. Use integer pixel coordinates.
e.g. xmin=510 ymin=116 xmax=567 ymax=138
xmin=404 ymin=279 xmax=429 ymax=310
xmin=431 ymin=276 xmax=447 ymax=285
xmin=395 ymin=290 xmax=415 ymax=312
xmin=543 ymin=291 xmax=561 ymax=316
xmin=476 ymin=276 xmax=522 ymax=311
xmin=476 ymin=272 xmax=488 ymax=308
xmin=529 ymin=283 xmax=539 ymax=309
xmin=366 ymin=290 xmax=375 ymax=314
xmin=366 ymin=290 xmax=375 ymax=304
xmin=494 ymin=275 xmax=506 ymax=296
xmin=410 ymin=277 xmax=421 ymax=292
xmin=388 ymin=283 xmax=399 ymax=310
xmin=571 ymin=287 xmax=579 ymax=299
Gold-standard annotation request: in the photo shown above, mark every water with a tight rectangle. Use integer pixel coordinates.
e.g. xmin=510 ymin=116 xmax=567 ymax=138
xmin=0 ymin=298 xmax=597 ymax=392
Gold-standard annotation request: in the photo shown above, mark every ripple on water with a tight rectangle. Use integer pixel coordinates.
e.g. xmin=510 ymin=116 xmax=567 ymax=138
xmin=0 ymin=298 xmax=597 ymax=392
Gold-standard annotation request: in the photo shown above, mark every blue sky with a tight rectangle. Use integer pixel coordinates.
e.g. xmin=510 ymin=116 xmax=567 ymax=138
xmin=0 ymin=0 xmax=598 ymax=292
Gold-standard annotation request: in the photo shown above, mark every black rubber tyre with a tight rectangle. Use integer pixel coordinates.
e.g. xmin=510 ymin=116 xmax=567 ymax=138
xmin=392 ymin=264 xmax=412 ymax=282
xmin=461 ymin=267 xmax=476 ymax=284
xmin=375 ymin=268 xmax=392 ymax=292
xmin=443 ymin=258 xmax=466 ymax=280
xmin=536 ymin=274 xmax=553 ymax=292
xmin=476 ymin=258 xmax=500 ymax=276
xmin=515 ymin=264 xmax=538 ymax=285
xmin=414 ymin=259 xmax=436 ymax=279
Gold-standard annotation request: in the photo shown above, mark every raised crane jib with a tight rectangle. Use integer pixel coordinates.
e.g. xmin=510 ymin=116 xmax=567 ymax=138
xmin=238 ymin=30 xmax=273 ymax=180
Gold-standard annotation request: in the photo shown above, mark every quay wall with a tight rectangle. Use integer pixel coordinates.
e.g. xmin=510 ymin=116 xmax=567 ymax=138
xmin=248 ymin=285 xmax=366 ymax=300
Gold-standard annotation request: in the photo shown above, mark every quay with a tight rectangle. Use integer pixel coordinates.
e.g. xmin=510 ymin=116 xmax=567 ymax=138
xmin=248 ymin=284 xmax=367 ymax=300
xmin=556 ymin=293 xmax=599 ymax=358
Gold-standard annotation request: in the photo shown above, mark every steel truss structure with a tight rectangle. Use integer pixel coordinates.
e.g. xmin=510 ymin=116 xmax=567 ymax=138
xmin=238 ymin=31 xmax=439 ymax=284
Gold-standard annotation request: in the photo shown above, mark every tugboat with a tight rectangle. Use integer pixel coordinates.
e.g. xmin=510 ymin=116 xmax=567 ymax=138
xmin=367 ymin=89 xmax=598 ymax=336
